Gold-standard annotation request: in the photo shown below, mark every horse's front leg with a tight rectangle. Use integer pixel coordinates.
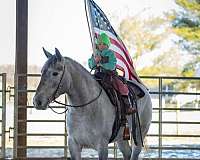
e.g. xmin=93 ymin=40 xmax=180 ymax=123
xmin=117 ymin=139 xmax=132 ymax=160
xmin=98 ymin=147 xmax=108 ymax=160
xmin=68 ymin=137 xmax=82 ymax=160
xmin=97 ymin=142 xmax=109 ymax=160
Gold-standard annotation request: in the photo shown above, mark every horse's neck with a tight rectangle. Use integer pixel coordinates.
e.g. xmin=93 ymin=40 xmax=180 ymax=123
xmin=65 ymin=59 xmax=99 ymax=105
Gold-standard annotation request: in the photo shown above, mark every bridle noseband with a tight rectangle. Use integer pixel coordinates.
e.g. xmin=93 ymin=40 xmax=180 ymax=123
xmin=48 ymin=63 xmax=102 ymax=114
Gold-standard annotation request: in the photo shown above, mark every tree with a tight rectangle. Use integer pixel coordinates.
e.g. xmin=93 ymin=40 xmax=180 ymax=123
xmin=119 ymin=14 xmax=184 ymax=88
xmin=171 ymin=0 xmax=200 ymax=77
xmin=119 ymin=15 xmax=170 ymax=59
xmin=138 ymin=48 xmax=183 ymax=87
xmin=171 ymin=0 xmax=200 ymax=54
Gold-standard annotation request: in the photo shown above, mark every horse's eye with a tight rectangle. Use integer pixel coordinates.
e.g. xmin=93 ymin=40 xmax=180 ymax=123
xmin=52 ymin=72 xmax=58 ymax=76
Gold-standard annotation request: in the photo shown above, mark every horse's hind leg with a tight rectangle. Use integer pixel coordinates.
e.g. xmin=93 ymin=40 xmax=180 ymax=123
xmin=68 ymin=138 xmax=81 ymax=160
xmin=131 ymin=145 xmax=142 ymax=160
xmin=131 ymin=123 xmax=151 ymax=160
xmin=117 ymin=139 xmax=132 ymax=160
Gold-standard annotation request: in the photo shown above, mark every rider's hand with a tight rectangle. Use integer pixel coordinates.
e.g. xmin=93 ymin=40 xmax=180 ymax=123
xmin=94 ymin=55 xmax=101 ymax=63
xmin=97 ymin=63 xmax=102 ymax=67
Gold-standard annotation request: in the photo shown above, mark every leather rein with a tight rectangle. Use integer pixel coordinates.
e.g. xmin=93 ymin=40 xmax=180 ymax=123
xmin=48 ymin=65 xmax=102 ymax=114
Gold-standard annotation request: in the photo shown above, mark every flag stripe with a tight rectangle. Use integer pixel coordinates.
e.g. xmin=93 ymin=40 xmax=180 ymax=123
xmin=110 ymin=38 xmax=133 ymax=66
xmin=114 ymin=52 xmax=134 ymax=79
xmin=116 ymin=57 xmax=137 ymax=81
xmin=110 ymin=45 xmax=130 ymax=66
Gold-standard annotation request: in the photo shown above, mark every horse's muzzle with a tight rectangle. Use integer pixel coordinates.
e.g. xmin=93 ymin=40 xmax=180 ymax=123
xmin=33 ymin=95 xmax=48 ymax=110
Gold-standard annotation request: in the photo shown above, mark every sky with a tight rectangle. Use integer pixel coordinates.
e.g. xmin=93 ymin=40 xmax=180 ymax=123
xmin=0 ymin=0 xmax=176 ymax=68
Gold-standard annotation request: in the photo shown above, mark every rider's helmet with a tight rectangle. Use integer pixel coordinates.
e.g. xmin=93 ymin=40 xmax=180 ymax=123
xmin=96 ymin=33 xmax=111 ymax=47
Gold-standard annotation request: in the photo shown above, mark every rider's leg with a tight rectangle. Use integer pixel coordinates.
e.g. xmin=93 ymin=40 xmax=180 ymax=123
xmin=112 ymin=77 xmax=136 ymax=115
xmin=122 ymin=95 xmax=137 ymax=115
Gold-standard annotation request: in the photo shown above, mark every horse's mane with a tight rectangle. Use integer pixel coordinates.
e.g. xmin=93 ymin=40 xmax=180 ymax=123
xmin=64 ymin=57 xmax=93 ymax=78
xmin=43 ymin=55 xmax=93 ymax=81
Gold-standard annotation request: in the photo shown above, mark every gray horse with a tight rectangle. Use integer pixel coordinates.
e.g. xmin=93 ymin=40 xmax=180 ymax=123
xmin=33 ymin=48 xmax=152 ymax=160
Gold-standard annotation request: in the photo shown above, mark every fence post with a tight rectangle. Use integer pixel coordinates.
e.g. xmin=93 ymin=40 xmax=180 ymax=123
xmin=15 ymin=0 xmax=28 ymax=158
xmin=64 ymin=95 xmax=68 ymax=158
xmin=158 ymin=77 xmax=163 ymax=158
xmin=1 ymin=73 xmax=6 ymax=158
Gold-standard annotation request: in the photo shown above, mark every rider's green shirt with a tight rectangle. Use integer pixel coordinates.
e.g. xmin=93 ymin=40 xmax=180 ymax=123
xmin=88 ymin=49 xmax=117 ymax=71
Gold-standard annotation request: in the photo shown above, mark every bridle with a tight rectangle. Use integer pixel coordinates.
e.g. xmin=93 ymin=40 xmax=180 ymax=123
xmin=48 ymin=64 xmax=102 ymax=114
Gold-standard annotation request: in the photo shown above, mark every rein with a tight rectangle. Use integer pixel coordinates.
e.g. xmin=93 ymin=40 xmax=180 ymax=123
xmin=49 ymin=65 xmax=102 ymax=114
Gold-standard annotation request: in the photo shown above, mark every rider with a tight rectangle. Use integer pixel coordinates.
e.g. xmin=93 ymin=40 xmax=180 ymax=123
xmin=88 ymin=32 xmax=136 ymax=115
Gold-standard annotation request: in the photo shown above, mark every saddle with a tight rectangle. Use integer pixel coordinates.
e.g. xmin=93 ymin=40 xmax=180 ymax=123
xmin=94 ymin=73 xmax=145 ymax=143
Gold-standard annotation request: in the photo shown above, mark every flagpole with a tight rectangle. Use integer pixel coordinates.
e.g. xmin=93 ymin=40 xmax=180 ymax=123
xmin=84 ymin=0 xmax=96 ymax=55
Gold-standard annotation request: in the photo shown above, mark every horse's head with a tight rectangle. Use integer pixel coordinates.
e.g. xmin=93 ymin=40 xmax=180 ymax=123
xmin=33 ymin=48 xmax=68 ymax=110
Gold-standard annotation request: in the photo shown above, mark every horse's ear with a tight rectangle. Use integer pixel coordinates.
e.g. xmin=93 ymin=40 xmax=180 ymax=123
xmin=43 ymin=47 xmax=52 ymax=59
xmin=55 ymin=48 xmax=62 ymax=61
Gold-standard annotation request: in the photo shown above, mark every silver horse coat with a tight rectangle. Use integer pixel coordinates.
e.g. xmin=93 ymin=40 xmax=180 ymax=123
xmin=33 ymin=48 xmax=152 ymax=160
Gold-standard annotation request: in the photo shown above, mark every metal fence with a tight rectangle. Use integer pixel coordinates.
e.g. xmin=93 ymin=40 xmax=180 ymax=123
xmin=1 ymin=74 xmax=200 ymax=159
xmin=141 ymin=76 xmax=200 ymax=159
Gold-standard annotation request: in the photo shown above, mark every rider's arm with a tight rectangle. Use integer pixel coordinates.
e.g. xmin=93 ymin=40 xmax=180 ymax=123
xmin=88 ymin=55 xmax=97 ymax=69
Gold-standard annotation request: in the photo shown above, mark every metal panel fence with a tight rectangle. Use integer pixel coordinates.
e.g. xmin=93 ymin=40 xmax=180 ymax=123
xmin=9 ymin=74 xmax=200 ymax=159
xmin=141 ymin=76 xmax=200 ymax=159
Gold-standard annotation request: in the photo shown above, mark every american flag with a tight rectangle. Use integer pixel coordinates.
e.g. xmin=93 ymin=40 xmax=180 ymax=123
xmin=86 ymin=0 xmax=140 ymax=82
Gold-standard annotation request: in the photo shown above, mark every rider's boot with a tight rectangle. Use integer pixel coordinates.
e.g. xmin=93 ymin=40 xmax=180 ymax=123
xmin=122 ymin=96 xmax=137 ymax=115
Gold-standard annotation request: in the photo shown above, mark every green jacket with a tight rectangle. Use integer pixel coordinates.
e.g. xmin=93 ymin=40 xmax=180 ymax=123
xmin=88 ymin=49 xmax=117 ymax=71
